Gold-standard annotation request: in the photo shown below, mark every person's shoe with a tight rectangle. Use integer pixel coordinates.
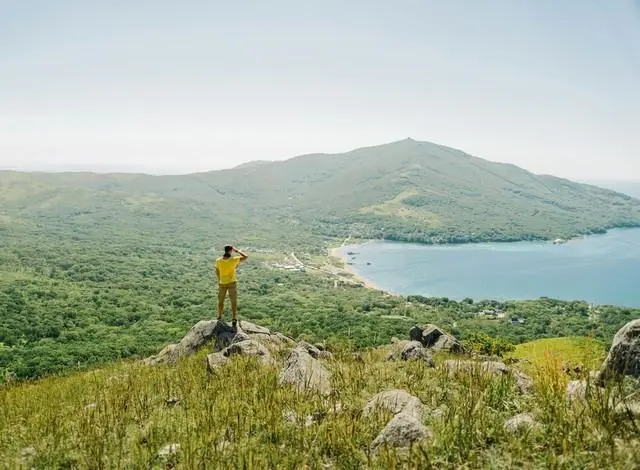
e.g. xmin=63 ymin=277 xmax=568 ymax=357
xmin=232 ymin=318 xmax=238 ymax=329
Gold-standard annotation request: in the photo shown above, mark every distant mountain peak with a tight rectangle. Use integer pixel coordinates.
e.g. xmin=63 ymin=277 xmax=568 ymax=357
xmin=233 ymin=160 xmax=272 ymax=170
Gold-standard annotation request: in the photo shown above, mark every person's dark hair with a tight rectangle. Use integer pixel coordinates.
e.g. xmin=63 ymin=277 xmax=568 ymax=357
xmin=223 ymin=245 xmax=233 ymax=257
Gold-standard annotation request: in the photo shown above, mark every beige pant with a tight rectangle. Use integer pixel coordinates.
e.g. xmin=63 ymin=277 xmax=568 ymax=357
xmin=218 ymin=282 xmax=238 ymax=317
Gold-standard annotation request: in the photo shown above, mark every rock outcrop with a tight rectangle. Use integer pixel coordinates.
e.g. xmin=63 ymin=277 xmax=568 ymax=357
xmin=401 ymin=341 xmax=435 ymax=366
xmin=385 ymin=340 xmax=435 ymax=366
xmin=278 ymin=347 xmax=332 ymax=395
xmin=144 ymin=320 xmax=288 ymax=365
xmin=409 ymin=324 xmax=463 ymax=353
xmin=206 ymin=352 xmax=229 ymax=372
xmin=597 ymin=319 xmax=640 ymax=384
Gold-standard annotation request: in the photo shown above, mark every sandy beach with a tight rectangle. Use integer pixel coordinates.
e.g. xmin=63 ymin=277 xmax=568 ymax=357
xmin=328 ymin=245 xmax=383 ymax=291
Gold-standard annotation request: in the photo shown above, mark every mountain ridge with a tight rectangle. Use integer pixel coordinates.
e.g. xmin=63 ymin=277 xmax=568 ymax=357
xmin=2 ymin=138 xmax=640 ymax=246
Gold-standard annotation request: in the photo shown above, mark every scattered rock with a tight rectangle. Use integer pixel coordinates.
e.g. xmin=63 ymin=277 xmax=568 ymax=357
xmin=363 ymin=390 xmax=424 ymax=419
xmin=84 ymin=403 xmax=98 ymax=411
xmin=283 ymin=410 xmax=297 ymax=424
xmin=400 ymin=341 xmax=435 ymax=366
xmin=442 ymin=360 xmax=508 ymax=377
xmin=597 ymin=319 xmax=640 ymax=385
xmin=481 ymin=361 xmax=510 ymax=375
xmin=157 ymin=443 xmax=180 ymax=460
xmin=504 ymin=413 xmax=538 ymax=433
xmin=563 ymin=362 xmax=585 ymax=377
xmin=20 ymin=447 xmax=37 ymax=461
xmin=283 ymin=410 xmax=317 ymax=427
xmin=279 ymin=347 xmax=332 ymax=395
xmin=352 ymin=352 xmax=365 ymax=363
xmin=106 ymin=374 xmax=129 ymax=384
xmin=371 ymin=412 xmax=432 ymax=451
xmin=223 ymin=339 xmax=274 ymax=365
xmin=430 ymin=405 xmax=447 ymax=419
xmin=513 ymin=370 xmax=535 ymax=394
xmin=206 ymin=352 xmax=229 ymax=373
xmin=409 ymin=324 xmax=463 ymax=353
xmin=315 ymin=343 xmax=327 ymax=352
xmin=614 ymin=401 xmax=640 ymax=417
xmin=166 ymin=397 xmax=181 ymax=407
xmin=567 ymin=380 xmax=589 ymax=402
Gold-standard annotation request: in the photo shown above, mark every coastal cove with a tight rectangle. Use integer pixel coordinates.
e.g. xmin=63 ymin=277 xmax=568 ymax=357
xmin=336 ymin=228 xmax=640 ymax=307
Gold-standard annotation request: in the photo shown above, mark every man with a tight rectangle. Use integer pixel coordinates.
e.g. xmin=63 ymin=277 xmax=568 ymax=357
xmin=215 ymin=245 xmax=248 ymax=327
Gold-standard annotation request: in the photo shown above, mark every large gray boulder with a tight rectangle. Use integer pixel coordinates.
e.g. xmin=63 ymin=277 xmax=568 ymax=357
xmin=597 ymin=319 xmax=640 ymax=384
xmin=144 ymin=320 xmax=286 ymax=366
xmin=206 ymin=352 xmax=229 ymax=373
xmin=363 ymin=390 xmax=424 ymax=419
xmin=145 ymin=320 xmax=234 ymax=365
xmin=278 ymin=347 xmax=332 ymax=395
xmin=401 ymin=341 xmax=435 ymax=366
xmin=409 ymin=324 xmax=463 ymax=353
xmin=371 ymin=412 xmax=432 ymax=451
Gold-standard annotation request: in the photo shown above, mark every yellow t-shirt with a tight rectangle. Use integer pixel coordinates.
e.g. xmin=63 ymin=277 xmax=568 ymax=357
xmin=216 ymin=256 xmax=241 ymax=285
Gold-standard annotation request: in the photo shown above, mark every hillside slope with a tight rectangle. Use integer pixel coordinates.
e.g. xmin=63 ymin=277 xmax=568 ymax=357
xmin=2 ymin=139 xmax=640 ymax=380
xmin=2 ymin=138 xmax=640 ymax=245
xmin=2 ymin=322 xmax=639 ymax=469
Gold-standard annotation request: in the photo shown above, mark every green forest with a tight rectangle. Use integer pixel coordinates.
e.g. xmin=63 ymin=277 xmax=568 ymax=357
xmin=2 ymin=139 xmax=640 ymax=380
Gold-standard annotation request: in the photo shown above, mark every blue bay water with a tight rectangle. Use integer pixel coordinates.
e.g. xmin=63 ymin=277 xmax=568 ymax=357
xmin=339 ymin=229 xmax=640 ymax=307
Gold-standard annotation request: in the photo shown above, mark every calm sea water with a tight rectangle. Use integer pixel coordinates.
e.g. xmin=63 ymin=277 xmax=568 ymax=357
xmin=339 ymin=229 xmax=640 ymax=307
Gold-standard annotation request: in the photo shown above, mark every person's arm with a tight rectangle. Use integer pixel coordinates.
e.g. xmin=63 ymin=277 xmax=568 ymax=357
xmin=233 ymin=246 xmax=249 ymax=263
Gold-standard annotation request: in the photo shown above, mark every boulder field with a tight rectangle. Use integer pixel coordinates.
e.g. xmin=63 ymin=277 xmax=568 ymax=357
xmin=144 ymin=319 xmax=640 ymax=451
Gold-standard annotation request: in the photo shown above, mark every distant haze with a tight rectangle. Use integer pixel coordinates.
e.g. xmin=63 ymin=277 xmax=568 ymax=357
xmin=1 ymin=1 xmax=639 ymax=179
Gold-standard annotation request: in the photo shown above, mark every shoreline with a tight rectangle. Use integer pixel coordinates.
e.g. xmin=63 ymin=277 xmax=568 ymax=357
xmin=328 ymin=245 xmax=389 ymax=293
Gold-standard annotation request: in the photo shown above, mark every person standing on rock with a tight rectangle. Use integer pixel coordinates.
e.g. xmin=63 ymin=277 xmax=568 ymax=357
xmin=215 ymin=245 xmax=248 ymax=327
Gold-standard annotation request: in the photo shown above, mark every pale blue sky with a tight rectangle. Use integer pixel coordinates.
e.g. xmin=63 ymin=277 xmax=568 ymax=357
xmin=1 ymin=0 xmax=639 ymax=179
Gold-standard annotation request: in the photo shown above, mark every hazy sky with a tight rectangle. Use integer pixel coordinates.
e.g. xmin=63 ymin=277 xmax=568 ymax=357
xmin=1 ymin=1 xmax=639 ymax=179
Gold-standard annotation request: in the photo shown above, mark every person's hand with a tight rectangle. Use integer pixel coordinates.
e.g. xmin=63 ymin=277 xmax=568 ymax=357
xmin=231 ymin=246 xmax=237 ymax=252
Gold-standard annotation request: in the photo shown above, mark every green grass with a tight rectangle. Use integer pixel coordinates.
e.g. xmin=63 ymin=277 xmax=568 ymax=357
xmin=1 ymin=344 xmax=639 ymax=468
xmin=509 ymin=337 xmax=607 ymax=372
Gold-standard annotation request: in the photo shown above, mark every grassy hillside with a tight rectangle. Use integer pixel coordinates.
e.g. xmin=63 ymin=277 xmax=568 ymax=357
xmin=3 ymin=139 xmax=640 ymax=246
xmin=1 ymin=343 xmax=639 ymax=468
xmin=2 ymin=139 xmax=640 ymax=380
xmin=509 ymin=337 xmax=607 ymax=372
